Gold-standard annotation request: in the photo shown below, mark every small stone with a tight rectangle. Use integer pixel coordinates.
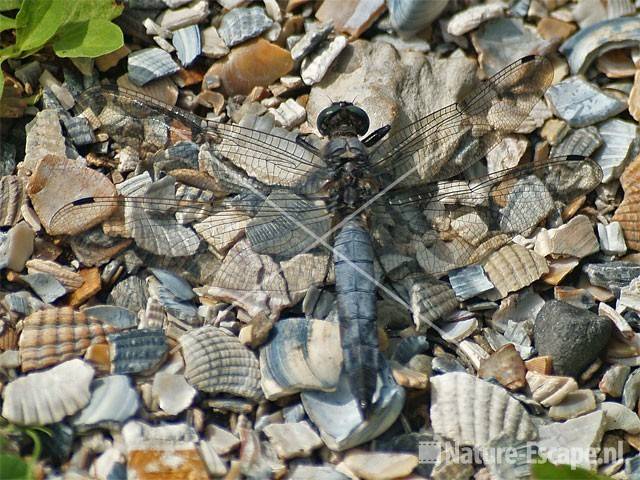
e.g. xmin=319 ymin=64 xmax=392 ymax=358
xmin=537 ymin=17 xmax=577 ymax=41
xmin=598 ymin=222 xmax=628 ymax=256
xmin=601 ymin=402 xmax=640 ymax=434
xmin=205 ymin=424 xmax=240 ymax=456
xmin=447 ymin=4 xmax=505 ymax=36
xmin=263 ymin=421 xmax=323 ymax=459
xmin=597 ymin=49 xmax=636 ymax=78
xmin=545 ymin=76 xmax=628 ymax=128
xmin=439 ymin=318 xmax=478 ymax=343
xmin=549 ymin=389 xmax=597 ymax=420
xmin=342 ymin=450 xmax=418 ymax=480
xmin=156 ymin=0 xmax=209 ymax=30
xmin=534 ymin=300 xmax=612 ymax=377
xmin=1 ymin=222 xmax=35 ymax=271
xmin=270 ymin=99 xmax=306 ymax=129
xmin=290 ymin=22 xmax=333 ymax=61
xmin=201 ymin=26 xmax=229 ymax=59
xmin=600 ymin=364 xmax=631 ymax=398
xmin=478 ymin=344 xmax=526 ymax=390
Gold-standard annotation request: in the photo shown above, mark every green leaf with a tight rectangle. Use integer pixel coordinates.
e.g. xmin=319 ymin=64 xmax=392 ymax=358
xmin=0 ymin=13 xmax=15 ymax=32
xmin=532 ymin=460 xmax=614 ymax=480
xmin=0 ymin=0 xmax=21 ymax=11
xmin=0 ymin=453 xmax=31 ymax=480
xmin=63 ymin=0 xmax=123 ymax=23
xmin=53 ymin=18 xmax=123 ymax=58
xmin=14 ymin=0 xmax=68 ymax=53
xmin=0 ymin=67 xmax=5 ymax=101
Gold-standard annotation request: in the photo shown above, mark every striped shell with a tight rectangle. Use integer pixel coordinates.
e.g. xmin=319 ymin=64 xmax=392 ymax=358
xmin=0 ymin=176 xmax=26 ymax=227
xmin=19 ymin=307 xmax=118 ymax=372
xmin=2 ymin=359 xmax=94 ymax=425
xmin=180 ymin=326 xmax=262 ymax=401
xmin=613 ymin=189 xmax=640 ymax=251
xmin=407 ymin=275 xmax=458 ymax=332
xmin=430 ymin=372 xmax=538 ymax=448
xmin=484 ymin=244 xmax=549 ymax=298
xmin=25 ymin=259 xmax=84 ymax=292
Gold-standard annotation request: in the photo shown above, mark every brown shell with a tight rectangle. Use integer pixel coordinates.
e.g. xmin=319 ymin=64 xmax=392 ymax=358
xmin=484 ymin=244 xmax=549 ymax=298
xmin=0 ymin=324 xmax=18 ymax=351
xmin=620 ymin=152 xmax=640 ymax=193
xmin=18 ymin=307 xmax=118 ymax=372
xmin=0 ymin=176 xmax=26 ymax=227
xmin=612 ymin=189 xmax=640 ymax=251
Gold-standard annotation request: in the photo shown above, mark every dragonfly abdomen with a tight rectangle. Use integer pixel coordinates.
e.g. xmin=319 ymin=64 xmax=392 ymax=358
xmin=334 ymin=219 xmax=379 ymax=416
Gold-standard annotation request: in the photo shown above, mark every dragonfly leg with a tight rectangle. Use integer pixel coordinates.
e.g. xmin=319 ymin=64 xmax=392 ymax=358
xmin=362 ymin=124 xmax=391 ymax=147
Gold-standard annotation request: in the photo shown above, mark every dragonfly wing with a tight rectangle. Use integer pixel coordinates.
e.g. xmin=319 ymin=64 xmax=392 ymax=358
xmin=74 ymin=85 xmax=326 ymax=188
xmin=370 ymin=56 xmax=554 ymax=188
xmin=373 ymin=156 xmax=603 ymax=275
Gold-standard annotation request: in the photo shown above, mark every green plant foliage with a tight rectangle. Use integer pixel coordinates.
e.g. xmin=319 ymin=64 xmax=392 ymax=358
xmin=0 ymin=452 xmax=31 ymax=480
xmin=0 ymin=0 xmax=124 ymax=99
xmin=532 ymin=459 xmax=615 ymax=480
xmin=0 ymin=420 xmax=51 ymax=480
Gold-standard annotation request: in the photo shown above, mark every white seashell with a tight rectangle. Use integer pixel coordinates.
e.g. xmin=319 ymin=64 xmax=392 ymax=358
xmin=430 ymin=372 xmax=538 ymax=448
xmin=301 ymin=36 xmax=348 ymax=86
xmin=263 ymin=421 xmax=323 ymax=459
xmin=597 ymin=222 xmax=627 ymax=256
xmin=201 ymin=26 xmax=229 ymax=59
xmin=448 ymin=265 xmax=494 ymax=301
xmin=534 ymin=215 xmax=600 ymax=259
xmin=447 ymin=4 xmax=505 ymax=36
xmin=22 ymin=109 xmax=67 ymax=172
xmin=342 ymin=451 xmax=419 ymax=480
xmin=388 ymin=0 xmax=448 ymax=36
xmin=601 ymin=401 xmax=640 ymax=433
xmin=2 ymin=359 xmax=94 ymax=425
xmin=291 ymin=22 xmax=333 ymax=61
xmin=156 ymin=0 xmax=209 ymax=30
xmin=484 ymin=244 xmax=549 ymax=298
xmin=259 ymin=318 xmax=342 ymax=400
xmin=172 ymin=25 xmax=201 ymax=67
xmin=457 ymin=339 xmax=490 ymax=370
xmin=599 ymin=364 xmax=630 ymax=398
xmin=593 ymin=118 xmax=639 ymax=182
xmin=526 ymin=370 xmax=578 ymax=407
xmin=127 ymin=48 xmax=180 ymax=87
xmin=439 ymin=318 xmax=478 ymax=343
xmin=152 ymin=372 xmax=196 ymax=415
xmin=73 ymin=375 xmax=140 ymax=428
xmin=270 ymin=98 xmax=307 ymax=130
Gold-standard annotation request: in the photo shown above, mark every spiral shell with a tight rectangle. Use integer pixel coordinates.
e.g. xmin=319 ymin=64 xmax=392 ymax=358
xmin=430 ymin=372 xmax=538 ymax=448
xmin=483 ymin=244 xmax=549 ymax=298
xmin=19 ymin=307 xmax=118 ymax=372
xmin=180 ymin=326 xmax=262 ymax=401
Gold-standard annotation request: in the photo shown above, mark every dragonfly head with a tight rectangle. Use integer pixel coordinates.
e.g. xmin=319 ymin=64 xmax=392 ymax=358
xmin=317 ymin=102 xmax=370 ymax=137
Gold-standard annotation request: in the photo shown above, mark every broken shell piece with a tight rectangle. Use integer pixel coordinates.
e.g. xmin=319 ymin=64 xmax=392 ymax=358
xmin=180 ymin=326 xmax=262 ymax=401
xmin=534 ymin=215 xmax=599 ymax=258
xmin=594 ymin=118 xmax=639 ymax=183
xmin=405 ymin=274 xmax=458 ymax=332
xmin=2 ymin=359 xmax=94 ymax=425
xmin=316 ymin=0 xmax=386 ymax=39
xmin=25 ymin=259 xmax=83 ymax=292
xmin=484 ymin=244 xmax=549 ymax=298
xmin=156 ymin=0 xmax=209 ymax=30
xmin=560 ymin=16 xmax=640 ymax=74
xmin=549 ymin=126 xmax=602 ymax=158
xmin=290 ymin=22 xmax=333 ymax=61
xmin=19 ymin=307 xmax=118 ymax=372
xmin=263 ymin=421 xmax=323 ymax=459
xmin=598 ymin=222 xmax=627 ymax=256
xmin=613 ymin=190 xmax=640 ymax=251
xmin=22 ymin=109 xmax=67 ymax=172
xmin=599 ymin=364 xmax=630 ymax=398
xmin=201 ymin=26 xmax=229 ymax=59
xmin=601 ymin=401 xmax=640 ymax=434
xmin=448 ymin=265 xmax=494 ymax=301
xmin=260 ymin=318 xmax=342 ymax=400
xmin=108 ymin=329 xmax=167 ymax=375
xmin=478 ymin=344 xmax=526 ymax=391
xmin=0 ymin=176 xmax=26 ymax=227
xmin=270 ymin=98 xmax=306 ymax=129
xmin=83 ymin=305 xmax=138 ymax=329
xmin=127 ymin=48 xmax=180 ymax=87
xmin=447 ymin=4 xmax=505 ymax=36
xmin=173 ymin=25 xmax=201 ymax=67
xmin=301 ymin=358 xmax=404 ymax=451
xmin=526 ymin=370 xmax=578 ymax=406
xmin=301 ymin=36 xmax=348 ymax=86
xmin=430 ymin=372 xmax=537 ymax=448
xmin=439 ymin=318 xmax=477 ymax=343
xmin=203 ymin=38 xmax=293 ymax=96
xmin=27 ymin=155 xmax=117 ymax=236
xmin=152 ymin=372 xmax=196 ymax=415
xmin=545 ymin=76 xmax=627 ymax=128
xmin=218 ymin=6 xmax=274 ymax=48
xmin=73 ymin=375 xmax=140 ymax=428
xmin=549 ymin=389 xmax=597 ymax=420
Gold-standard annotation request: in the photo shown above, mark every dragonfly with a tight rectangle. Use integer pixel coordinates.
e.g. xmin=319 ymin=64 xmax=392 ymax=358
xmin=51 ymin=55 xmax=602 ymax=416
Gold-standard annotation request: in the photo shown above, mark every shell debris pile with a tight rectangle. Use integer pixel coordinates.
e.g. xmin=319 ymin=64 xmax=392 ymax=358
xmin=3 ymin=0 xmax=640 ymax=478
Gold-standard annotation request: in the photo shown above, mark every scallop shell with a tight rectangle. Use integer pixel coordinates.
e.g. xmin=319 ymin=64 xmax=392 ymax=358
xmin=173 ymin=25 xmax=201 ymax=67
xmin=25 ymin=259 xmax=84 ymax=292
xmin=2 ymin=359 xmax=95 ymax=425
xmin=430 ymin=372 xmax=538 ymax=448
xmin=0 ymin=176 xmax=26 ymax=227
xmin=483 ymin=244 xmax=549 ymax=298
xmin=127 ymin=47 xmax=180 ymax=87
xmin=180 ymin=326 xmax=262 ymax=401
xmin=218 ymin=6 xmax=274 ymax=48
xmin=108 ymin=329 xmax=168 ymax=375
xmin=620 ymin=152 xmax=640 ymax=193
xmin=613 ymin=189 xmax=640 ymax=251
xmin=259 ymin=318 xmax=342 ymax=400
xmin=19 ymin=307 xmax=118 ymax=372
xmin=525 ymin=371 xmax=578 ymax=407
xmin=26 ymin=155 xmax=118 ymax=236
xmin=406 ymin=274 xmax=458 ymax=332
